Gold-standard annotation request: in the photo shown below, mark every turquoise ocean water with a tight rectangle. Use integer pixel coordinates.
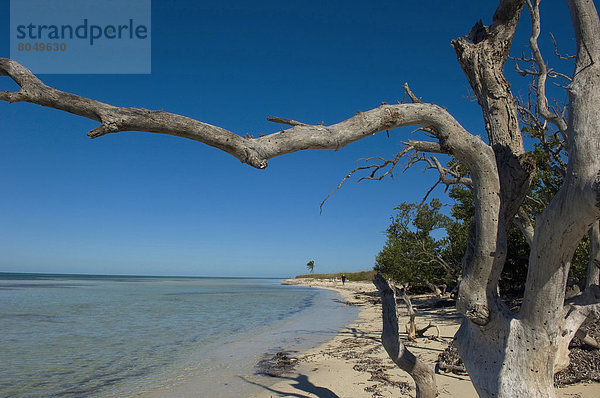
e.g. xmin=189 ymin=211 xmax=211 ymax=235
xmin=0 ymin=273 xmax=359 ymax=397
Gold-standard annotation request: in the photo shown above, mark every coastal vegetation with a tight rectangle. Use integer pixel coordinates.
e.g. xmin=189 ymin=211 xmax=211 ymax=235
xmin=295 ymin=270 xmax=375 ymax=282
xmin=374 ymin=198 xmax=459 ymax=295
xmin=2 ymin=1 xmax=599 ymax=397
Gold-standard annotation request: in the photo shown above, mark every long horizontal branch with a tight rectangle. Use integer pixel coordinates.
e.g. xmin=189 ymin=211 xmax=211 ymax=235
xmin=0 ymin=58 xmax=262 ymax=166
xmin=1 ymin=58 xmax=485 ymax=172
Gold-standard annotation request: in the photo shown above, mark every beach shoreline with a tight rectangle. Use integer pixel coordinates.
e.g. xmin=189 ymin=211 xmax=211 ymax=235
xmin=128 ymin=279 xmax=359 ymax=398
xmin=249 ymin=278 xmax=599 ymax=398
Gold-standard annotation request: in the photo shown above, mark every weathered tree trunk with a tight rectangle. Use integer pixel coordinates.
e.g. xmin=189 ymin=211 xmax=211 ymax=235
xmin=451 ymin=1 xmax=600 ymax=397
xmin=450 ymin=2 xmax=549 ymax=394
xmin=457 ymin=316 xmax=558 ymax=397
xmin=373 ymin=275 xmax=437 ymax=398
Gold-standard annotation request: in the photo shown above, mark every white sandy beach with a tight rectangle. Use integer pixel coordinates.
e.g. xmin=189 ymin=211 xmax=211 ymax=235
xmin=249 ymin=279 xmax=599 ymax=398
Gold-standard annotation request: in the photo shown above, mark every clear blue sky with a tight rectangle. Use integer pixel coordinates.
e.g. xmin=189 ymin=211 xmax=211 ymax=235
xmin=0 ymin=1 xmax=580 ymax=277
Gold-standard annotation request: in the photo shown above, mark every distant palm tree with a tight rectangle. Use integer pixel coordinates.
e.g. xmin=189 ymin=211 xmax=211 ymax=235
xmin=306 ymin=260 xmax=315 ymax=273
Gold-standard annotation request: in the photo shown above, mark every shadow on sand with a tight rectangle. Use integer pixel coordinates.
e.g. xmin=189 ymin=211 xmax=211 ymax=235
xmin=240 ymin=374 xmax=340 ymax=398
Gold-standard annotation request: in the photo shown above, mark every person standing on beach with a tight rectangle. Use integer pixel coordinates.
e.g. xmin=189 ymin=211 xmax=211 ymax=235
xmin=341 ymin=274 xmax=346 ymax=285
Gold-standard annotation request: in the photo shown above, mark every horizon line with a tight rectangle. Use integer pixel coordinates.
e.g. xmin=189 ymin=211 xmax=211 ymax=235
xmin=0 ymin=271 xmax=291 ymax=279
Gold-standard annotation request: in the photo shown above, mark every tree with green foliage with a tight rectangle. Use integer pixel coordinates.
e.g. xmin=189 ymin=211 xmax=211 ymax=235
xmin=306 ymin=260 xmax=314 ymax=274
xmin=375 ymin=199 xmax=458 ymax=294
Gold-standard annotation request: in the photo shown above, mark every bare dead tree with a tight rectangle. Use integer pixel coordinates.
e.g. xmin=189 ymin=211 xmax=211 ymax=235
xmin=2 ymin=0 xmax=600 ymax=397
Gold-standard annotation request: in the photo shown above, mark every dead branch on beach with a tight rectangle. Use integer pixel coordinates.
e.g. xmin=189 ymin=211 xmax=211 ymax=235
xmin=414 ymin=322 xmax=440 ymax=340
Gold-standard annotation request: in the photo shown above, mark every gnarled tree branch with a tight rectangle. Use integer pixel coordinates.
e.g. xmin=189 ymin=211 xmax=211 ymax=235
xmin=522 ymin=0 xmax=569 ymax=134
xmin=0 ymin=58 xmax=486 ymax=173
xmin=373 ymin=274 xmax=437 ymax=398
xmin=0 ymin=58 xmax=268 ymax=168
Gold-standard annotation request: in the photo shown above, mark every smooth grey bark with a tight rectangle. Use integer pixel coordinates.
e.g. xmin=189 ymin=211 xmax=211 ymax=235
xmin=373 ymin=275 xmax=437 ymax=398
xmin=1 ymin=1 xmax=600 ymax=397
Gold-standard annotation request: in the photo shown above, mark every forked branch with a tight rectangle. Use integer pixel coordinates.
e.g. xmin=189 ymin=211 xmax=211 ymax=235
xmin=521 ymin=0 xmax=569 ymax=134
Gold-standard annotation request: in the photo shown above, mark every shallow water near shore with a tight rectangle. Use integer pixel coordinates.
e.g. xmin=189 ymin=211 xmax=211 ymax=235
xmin=0 ymin=273 xmax=358 ymax=397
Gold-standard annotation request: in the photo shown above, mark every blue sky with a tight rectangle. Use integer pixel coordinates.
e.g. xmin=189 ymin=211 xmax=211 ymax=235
xmin=0 ymin=0 xmax=580 ymax=277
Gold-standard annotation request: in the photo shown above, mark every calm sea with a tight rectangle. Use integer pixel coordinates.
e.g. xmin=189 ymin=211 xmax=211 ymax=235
xmin=0 ymin=273 xmax=359 ymax=397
